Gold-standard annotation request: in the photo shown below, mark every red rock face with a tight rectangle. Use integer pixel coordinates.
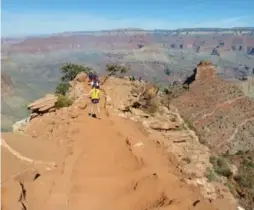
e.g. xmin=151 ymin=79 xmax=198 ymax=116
xmin=195 ymin=61 xmax=217 ymax=81
xmin=172 ymin=63 xmax=254 ymax=154
xmin=1 ymin=73 xmax=13 ymax=97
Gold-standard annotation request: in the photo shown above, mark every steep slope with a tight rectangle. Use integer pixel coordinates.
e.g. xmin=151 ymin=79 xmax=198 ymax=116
xmin=172 ymin=61 xmax=254 ymax=154
xmin=2 ymin=74 xmax=237 ymax=210
xmin=170 ymin=62 xmax=254 ymax=209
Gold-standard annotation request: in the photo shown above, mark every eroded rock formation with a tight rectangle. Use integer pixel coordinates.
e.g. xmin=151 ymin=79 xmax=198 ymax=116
xmin=172 ymin=62 xmax=254 ymax=154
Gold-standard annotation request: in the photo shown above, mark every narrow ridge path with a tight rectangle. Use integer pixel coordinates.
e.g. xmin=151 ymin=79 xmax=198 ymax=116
xmin=49 ymin=103 xmax=218 ymax=210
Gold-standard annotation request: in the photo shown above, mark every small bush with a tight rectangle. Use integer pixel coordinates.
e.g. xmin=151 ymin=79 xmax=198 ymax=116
xmin=55 ymin=95 xmax=73 ymax=108
xmin=55 ymin=82 xmax=70 ymax=96
xmin=226 ymin=181 xmax=237 ymax=197
xmin=235 ymin=157 xmax=254 ymax=189
xmin=243 ymin=158 xmax=254 ymax=168
xmin=205 ymin=167 xmax=218 ymax=182
xmin=210 ymin=156 xmax=232 ymax=178
xmin=106 ymin=63 xmax=129 ymax=76
xmin=236 ymin=150 xmax=244 ymax=155
xmin=163 ymin=88 xmax=170 ymax=95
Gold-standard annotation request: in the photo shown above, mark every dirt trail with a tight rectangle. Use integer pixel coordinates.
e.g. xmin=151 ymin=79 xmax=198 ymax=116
xmin=2 ymin=82 xmax=231 ymax=210
xmin=35 ymin=104 xmax=218 ymax=210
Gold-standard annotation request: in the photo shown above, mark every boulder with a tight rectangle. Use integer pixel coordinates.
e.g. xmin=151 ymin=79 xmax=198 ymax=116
xmin=75 ymin=72 xmax=87 ymax=82
xmin=118 ymin=104 xmax=130 ymax=112
xmin=68 ymin=109 xmax=79 ymax=119
xmin=149 ymin=120 xmax=180 ymax=131
xmin=123 ymin=76 xmax=130 ymax=80
xmin=129 ymin=108 xmax=150 ymax=118
xmin=12 ymin=117 xmax=30 ymax=133
xmin=229 ymin=164 xmax=238 ymax=176
xmin=28 ymin=94 xmax=58 ymax=113
xmin=78 ymin=102 xmax=87 ymax=110
xmin=68 ymin=81 xmax=86 ymax=100
xmin=143 ymin=84 xmax=159 ymax=100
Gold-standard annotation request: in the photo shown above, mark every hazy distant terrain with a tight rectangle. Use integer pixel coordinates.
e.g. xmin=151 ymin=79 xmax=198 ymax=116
xmin=1 ymin=27 xmax=254 ymax=131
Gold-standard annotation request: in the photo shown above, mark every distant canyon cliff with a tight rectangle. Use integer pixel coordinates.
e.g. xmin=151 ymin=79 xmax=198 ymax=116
xmin=1 ymin=27 xmax=254 ymax=131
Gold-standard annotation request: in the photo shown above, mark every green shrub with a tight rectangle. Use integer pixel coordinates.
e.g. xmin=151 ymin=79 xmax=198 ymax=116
xmin=235 ymin=168 xmax=254 ymax=188
xmin=106 ymin=63 xmax=129 ymax=76
xmin=55 ymin=82 xmax=70 ymax=96
xmin=235 ymin=150 xmax=244 ymax=155
xmin=235 ymin=154 xmax=254 ymax=189
xmin=60 ymin=63 xmax=93 ymax=82
xmin=205 ymin=167 xmax=218 ymax=182
xmin=163 ymin=88 xmax=170 ymax=95
xmin=243 ymin=158 xmax=254 ymax=168
xmin=226 ymin=181 xmax=237 ymax=197
xmin=209 ymin=156 xmax=232 ymax=178
xmin=55 ymin=95 xmax=73 ymax=108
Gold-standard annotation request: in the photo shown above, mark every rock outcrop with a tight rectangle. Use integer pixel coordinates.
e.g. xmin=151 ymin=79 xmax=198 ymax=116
xmin=67 ymin=72 xmax=87 ymax=100
xmin=12 ymin=118 xmax=30 ymax=133
xmin=172 ymin=62 xmax=254 ymax=154
xmin=195 ymin=61 xmax=217 ymax=81
xmin=27 ymin=94 xmax=57 ymax=113
xmin=27 ymin=72 xmax=87 ymax=118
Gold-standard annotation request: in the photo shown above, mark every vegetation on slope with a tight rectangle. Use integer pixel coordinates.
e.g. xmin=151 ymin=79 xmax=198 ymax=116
xmin=205 ymin=152 xmax=254 ymax=210
xmin=55 ymin=82 xmax=71 ymax=96
xmin=54 ymin=63 xmax=93 ymax=108
xmin=101 ymin=63 xmax=129 ymax=85
xmin=55 ymin=94 xmax=73 ymax=108
xmin=60 ymin=63 xmax=92 ymax=82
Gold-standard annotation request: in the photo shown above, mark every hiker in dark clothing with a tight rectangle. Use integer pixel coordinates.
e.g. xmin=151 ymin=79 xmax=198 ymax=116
xmin=88 ymin=72 xmax=94 ymax=85
xmin=91 ymin=72 xmax=99 ymax=87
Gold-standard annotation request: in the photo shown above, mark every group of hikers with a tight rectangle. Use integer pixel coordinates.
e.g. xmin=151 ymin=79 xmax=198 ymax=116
xmin=85 ymin=71 xmax=103 ymax=120
xmin=85 ymin=72 xmax=143 ymax=120
xmin=88 ymin=71 xmax=100 ymax=88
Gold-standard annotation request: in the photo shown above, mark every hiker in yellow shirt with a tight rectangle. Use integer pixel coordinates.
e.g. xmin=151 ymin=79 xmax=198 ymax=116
xmin=86 ymin=84 xmax=105 ymax=119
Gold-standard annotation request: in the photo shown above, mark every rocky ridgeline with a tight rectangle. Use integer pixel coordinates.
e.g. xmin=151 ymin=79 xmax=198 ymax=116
xmin=11 ymin=67 xmax=239 ymax=208
xmin=101 ymin=75 xmax=236 ymax=204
